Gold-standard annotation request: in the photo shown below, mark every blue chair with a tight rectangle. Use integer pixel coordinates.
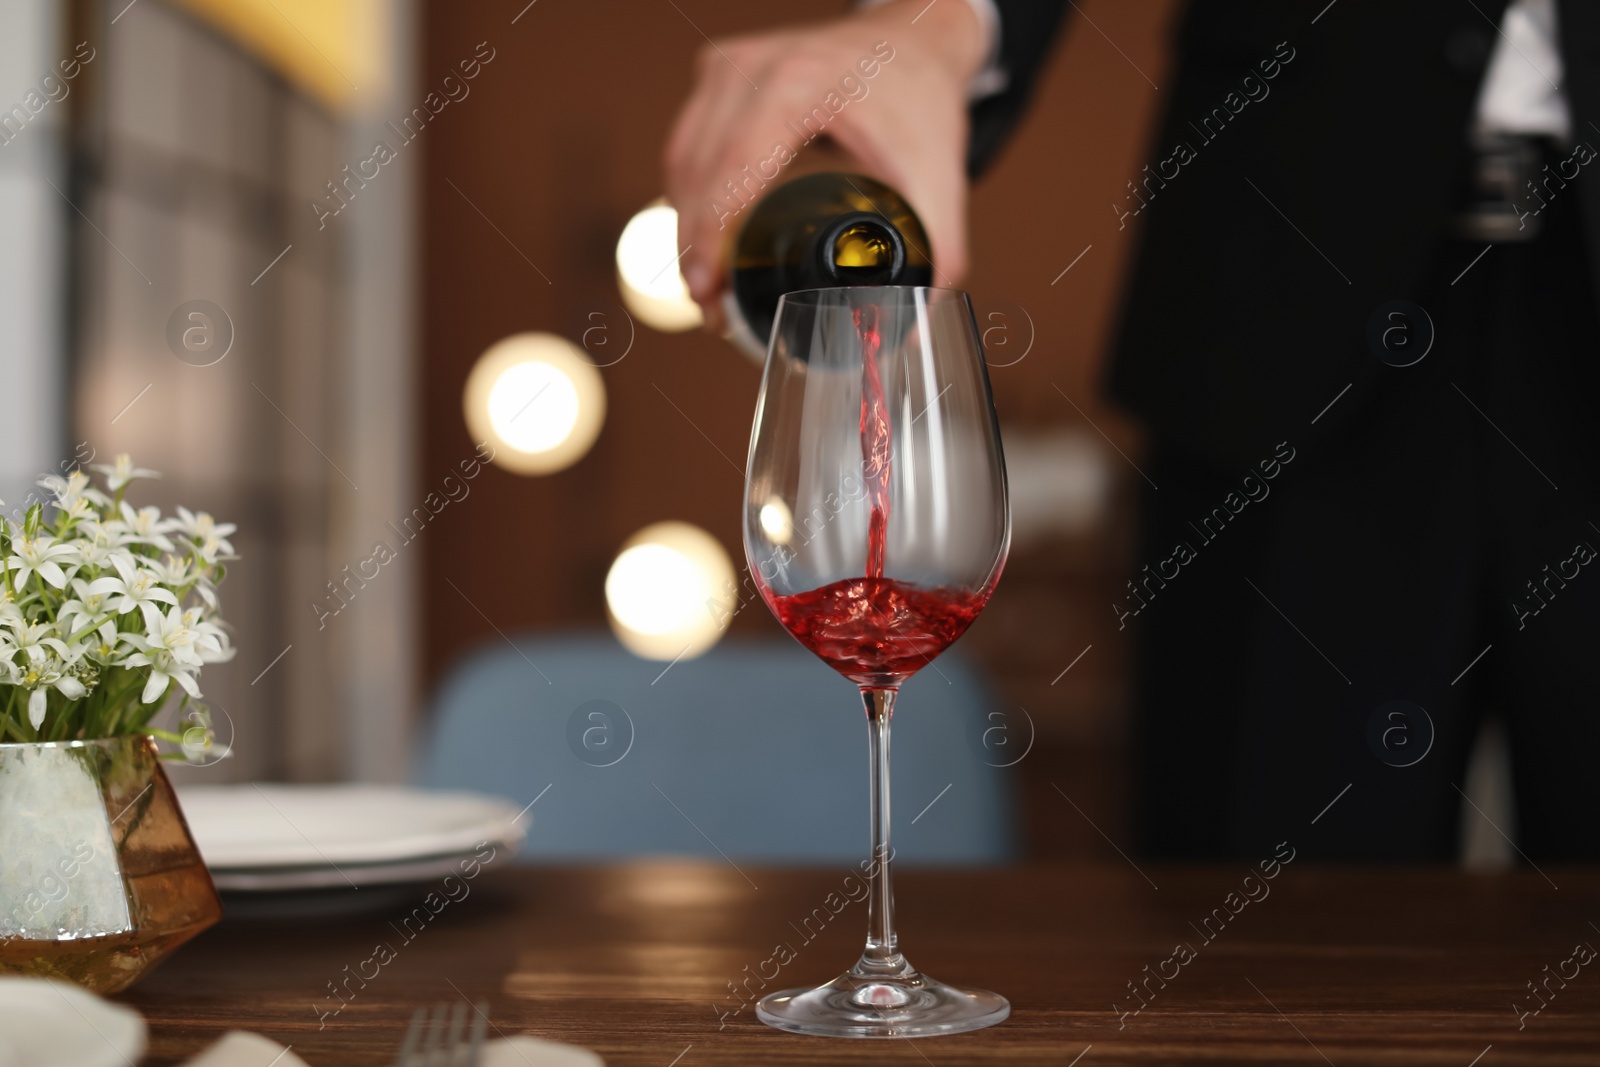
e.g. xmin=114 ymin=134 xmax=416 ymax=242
xmin=413 ymin=632 xmax=1019 ymax=865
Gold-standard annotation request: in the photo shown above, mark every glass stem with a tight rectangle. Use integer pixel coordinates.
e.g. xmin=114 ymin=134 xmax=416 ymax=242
xmin=855 ymin=687 xmax=910 ymax=978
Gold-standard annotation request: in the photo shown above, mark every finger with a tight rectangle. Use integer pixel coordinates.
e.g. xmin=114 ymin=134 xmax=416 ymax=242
xmin=666 ymin=54 xmax=747 ymax=299
xmin=672 ymin=76 xmax=766 ymax=301
xmin=664 ymin=132 xmax=723 ymax=311
xmin=678 ymin=71 xmax=820 ymax=305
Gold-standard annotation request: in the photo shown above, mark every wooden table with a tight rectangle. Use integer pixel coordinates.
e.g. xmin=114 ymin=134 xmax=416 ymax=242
xmin=128 ymin=863 xmax=1600 ymax=1065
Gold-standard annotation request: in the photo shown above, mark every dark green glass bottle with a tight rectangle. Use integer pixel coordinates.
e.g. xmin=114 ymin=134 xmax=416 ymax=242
xmin=725 ymin=172 xmax=933 ymax=359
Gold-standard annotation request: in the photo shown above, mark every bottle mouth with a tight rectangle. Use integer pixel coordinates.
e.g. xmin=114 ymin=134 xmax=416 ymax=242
xmin=818 ymin=213 xmax=905 ymax=286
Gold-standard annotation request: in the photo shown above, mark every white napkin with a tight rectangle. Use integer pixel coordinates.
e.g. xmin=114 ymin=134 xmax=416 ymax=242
xmin=479 ymin=1037 xmax=606 ymax=1067
xmin=0 ymin=977 xmax=603 ymax=1067
xmin=0 ymin=978 xmax=146 ymax=1067
xmin=185 ymin=1031 xmax=604 ymax=1066
xmin=184 ymin=1032 xmax=311 ymax=1067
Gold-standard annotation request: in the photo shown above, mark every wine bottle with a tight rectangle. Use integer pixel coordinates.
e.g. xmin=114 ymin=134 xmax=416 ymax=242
xmin=724 ymin=172 xmax=933 ymax=360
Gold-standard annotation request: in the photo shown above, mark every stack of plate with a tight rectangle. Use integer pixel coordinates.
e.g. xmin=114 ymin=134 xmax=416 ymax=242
xmin=178 ymin=784 xmax=527 ymax=893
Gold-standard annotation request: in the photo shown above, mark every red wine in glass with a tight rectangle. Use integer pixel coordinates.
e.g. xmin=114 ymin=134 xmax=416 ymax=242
xmin=744 ymin=285 xmax=1010 ymax=1038
xmin=764 ymin=302 xmax=994 ymax=687
xmin=768 ymin=579 xmax=990 ymax=687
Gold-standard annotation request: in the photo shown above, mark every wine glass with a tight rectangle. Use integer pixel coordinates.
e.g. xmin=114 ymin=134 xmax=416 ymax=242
xmin=743 ymin=286 xmax=1010 ymax=1038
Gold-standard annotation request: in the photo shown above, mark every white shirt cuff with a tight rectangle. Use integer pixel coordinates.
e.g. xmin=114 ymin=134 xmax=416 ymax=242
xmin=858 ymin=0 xmax=1009 ymax=100
xmin=961 ymin=0 xmax=1009 ymax=99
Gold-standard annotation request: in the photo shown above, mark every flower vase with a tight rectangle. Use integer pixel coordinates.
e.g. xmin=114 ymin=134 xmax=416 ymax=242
xmin=0 ymin=736 xmax=221 ymax=993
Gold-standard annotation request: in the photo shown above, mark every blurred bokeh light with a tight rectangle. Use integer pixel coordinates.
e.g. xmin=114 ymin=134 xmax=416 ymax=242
xmin=616 ymin=200 xmax=703 ymax=333
xmin=463 ymin=333 xmax=606 ymax=475
xmin=605 ymin=521 xmax=735 ymax=661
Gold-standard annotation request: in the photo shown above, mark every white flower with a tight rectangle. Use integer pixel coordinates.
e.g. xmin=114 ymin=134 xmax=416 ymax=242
xmin=68 ymin=576 xmax=116 ymax=612
xmin=36 ymin=473 xmax=75 ymax=503
xmin=6 ymin=534 xmax=78 ymax=591
xmin=193 ymin=533 xmax=239 ymax=566
xmin=59 ymin=498 xmax=97 ymax=524
xmin=123 ymin=609 xmax=203 ymax=705
xmin=98 ymin=570 xmax=181 ymax=632
xmin=146 ymin=554 xmax=192 ymax=586
xmin=77 ymin=519 xmax=131 ymax=546
xmin=16 ymin=656 xmax=86 ymax=729
xmin=69 ymin=521 xmax=140 ymax=577
xmin=0 ymin=624 xmax=87 ymax=729
xmin=73 ymin=539 xmax=140 ymax=577
xmin=180 ymin=707 xmax=231 ymax=765
xmin=58 ymin=578 xmax=122 ymax=648
xmin=112 ymin=502 xmax=176 ymax=553
xmin=181 ymin=606 xmax=235 ymax=664
xmin=0 ymin=457 xmax=238 ymax=736
xmin=138 ymin=604 xmax=203 ymax=666
xmin=37 ymin=470 xmax=106 ymax=509
xmin=148 ymin=553 xmax=221 ymax=609
xmin=91 ymin=454 xmax=159 ymax=493
xmin=172 ymin=508 xmax=236 ymax=553
xmin=80 ymin=622 xmax=122 ymax=664
xmin=3 ymin=619 xmax=74 ymax=664
xmin=132 ymin=652 xmax=199 ymax=704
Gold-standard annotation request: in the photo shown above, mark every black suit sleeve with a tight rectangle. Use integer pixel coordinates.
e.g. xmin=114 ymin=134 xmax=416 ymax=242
xmin=967 ymin=0 xmax=1071 ymax=175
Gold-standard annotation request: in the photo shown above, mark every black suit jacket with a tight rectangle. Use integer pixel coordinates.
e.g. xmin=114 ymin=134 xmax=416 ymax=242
xmin=976 ymin=0 xmax=1600 ymax=469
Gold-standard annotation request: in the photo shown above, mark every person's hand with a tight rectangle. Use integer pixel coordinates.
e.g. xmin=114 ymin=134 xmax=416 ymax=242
xmin=664 ymin=0 xmax=987 ymax=333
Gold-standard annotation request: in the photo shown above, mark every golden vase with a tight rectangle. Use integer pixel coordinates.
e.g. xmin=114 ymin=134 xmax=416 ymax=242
xmin=0 ymin=736 xmax=222 ymax=993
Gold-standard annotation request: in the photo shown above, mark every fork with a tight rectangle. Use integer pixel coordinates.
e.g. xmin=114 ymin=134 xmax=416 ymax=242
xmin=391 ymin=1001 xmax=490 ymax=1067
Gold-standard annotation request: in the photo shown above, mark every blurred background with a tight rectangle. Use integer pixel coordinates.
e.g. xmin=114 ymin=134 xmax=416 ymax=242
xmin=2 ymin=0 xmax=1189 ymax=862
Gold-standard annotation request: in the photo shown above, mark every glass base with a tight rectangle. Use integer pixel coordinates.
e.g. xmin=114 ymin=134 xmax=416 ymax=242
xmin=756 ymin=968 xmax=1009 ymax=1039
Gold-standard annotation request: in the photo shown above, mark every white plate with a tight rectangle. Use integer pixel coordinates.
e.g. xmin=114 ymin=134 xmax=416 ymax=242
xmin=0 ymin=978 xmax=146 ymax=1067
xmin=208 ymin=848 xmax=508 ymax=892
xmin=178 ymin=784 xmax=526 ymax=871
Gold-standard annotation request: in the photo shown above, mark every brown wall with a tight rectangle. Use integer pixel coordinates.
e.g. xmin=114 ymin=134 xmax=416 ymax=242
xmin=419 ymin=0 xmax=1179 ymax=856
